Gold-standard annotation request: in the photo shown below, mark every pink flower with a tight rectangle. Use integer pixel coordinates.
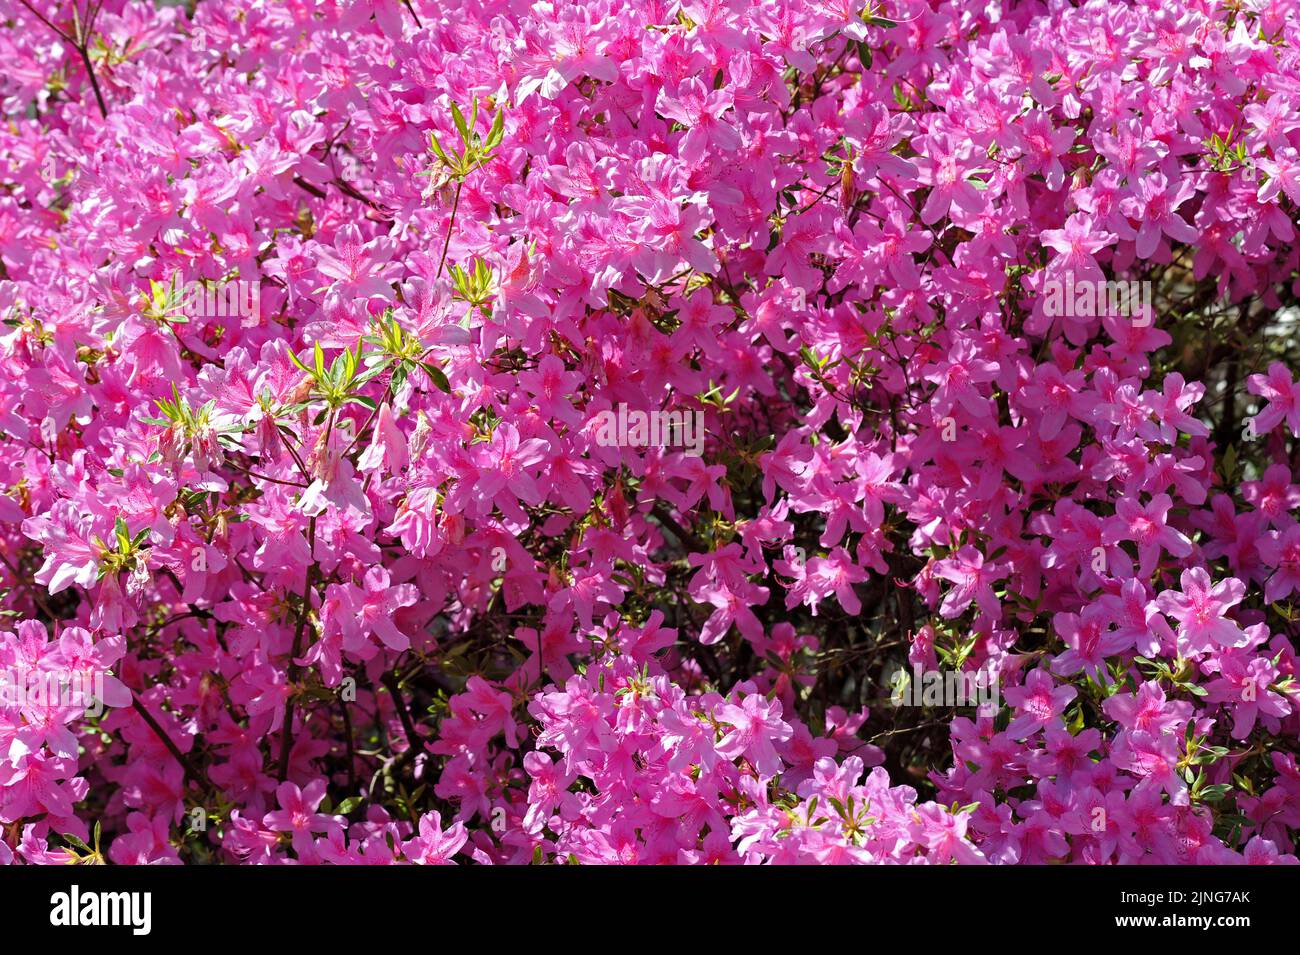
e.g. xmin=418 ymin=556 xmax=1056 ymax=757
xmin=263 ymin=780 xmax=340 ymax=859
xmin=1156 ymin=568 xmax=1249 ymax=652
xmin=400 ymin=812 xmax=468 ymax=865
xmin=917 ymin=134 xmax=984 ymax=225
xmin=1258 ymin=147 xmax=1300 ymax=205
xmin=655 ymin=79 xmax=740 ymax=162
xmin=1111 ymin=731 xmax=1187 ymax=805
xmin=1003 ymin=669 xmax=1076 ymax=740
xmin=909 ymin=804 xmax=987 ymax=864
xmin=344 ymin=566 xmax=419 ymax=653
xmin=933 ymin=546 xmax=1007 ymax=621
xmin=1122 ymin=171 xmax=1198 ymax=258
xmin=714 ymin=694 xmax=792 ymax=778
xmin=1051 ymin=606 xmax=1132 ymax=683
xmin=1247 ymin=362 xmax=1300 ymax=438
xmin=357 ymin=402 xmax=409 ymax=474
xmin=1106 ymin=493 xmax=1193 ymax=577
xmin=1260 ymin=524 xmax=1300 ymax=603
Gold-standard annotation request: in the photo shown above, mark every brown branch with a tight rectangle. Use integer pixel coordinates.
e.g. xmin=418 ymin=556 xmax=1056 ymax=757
xmin=131 ymin=698 xmax=209 ymax=788
xmin=381 ymin=670 xmax=428 ymax=768
xmin=650 ymin=502 xmax=707 ymax=553
xmin=277 ymin=515 xmax=319 ymax=781
xmin=17 ymin=0 xmax=109 ymax=118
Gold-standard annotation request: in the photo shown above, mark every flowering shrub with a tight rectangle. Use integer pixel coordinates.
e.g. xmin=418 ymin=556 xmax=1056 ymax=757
xmin=0 ymin=0 xmax=1298 ymax=866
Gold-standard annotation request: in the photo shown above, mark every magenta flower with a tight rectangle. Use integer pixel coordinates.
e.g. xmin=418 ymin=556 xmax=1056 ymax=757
xmin=1003 ymin=669 xmax=1076 ymax=740
xmin=1040 ymin=213 xmax=1116 ymax=284
xmin=1203 ymin=653 xmax=1290 ymax=739
xmin=264 ymin=780 xmax=337 ymax=856
xmin=1111 ymin=731 xmax=1187 ymax=805
xmin=714 ymin=694 xmax=792 ymax=778
xmin=1105 ymin=493 xmax=1193 ymax=577
xmin=400 ymin=812 xmax=468 ymax=865
xmin=934 ymin=545 xmax=1007 ymax=621
xmin=1102 ymin=681 xmax=1192 ymax=738
xmin=1257 ymin=147 xmax=1300 ymax=205
xmin=344 ymin=566 xmax=419 ymax=653
xmin=1122 ymin=171 xmax=1198 ymax=258
xmin=908 ymin=803 xmax=988 ymax=864
xmin=1155 ymin=568 xmax=1249 ymax=652
xmin=655 ymin=78 xmax=740 ymax=162
xmin=1051 ymin=606 xmax=1132 ymax=684
xmin=1246 ymin=362 xmax=1300 ymax=438
xmin=916 ymin=134 xmax=984 ymax=225
xmin=1260 ymin=524 xmax=1300 ymax=603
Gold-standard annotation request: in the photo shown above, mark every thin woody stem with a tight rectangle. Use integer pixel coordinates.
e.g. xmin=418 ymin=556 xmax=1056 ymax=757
xmin=132 ymin=698 xmax=208 ymax=788
xmin=17 ymin=0 xmax=109 ymax=118
xmin=436 ymin=180 xmax=463 ymax=281
xmin=277 ymin=514 xmax=319 ymax=781
xmin=74 ymin=36 xmax=109 ymax=118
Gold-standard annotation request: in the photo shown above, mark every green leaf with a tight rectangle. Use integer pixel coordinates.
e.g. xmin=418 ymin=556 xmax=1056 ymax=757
xmin=429 ymin=132 xmax=451 ymax=166
xmin=1221 ymin=444 xmax=1238 ymax=481
xmin=450 ymin=101 xmax=470 ymax=144
xmin=288 ymin=348 xmax=313 ymax=375
xmin=485 ymin=109 xmax=505 ymax=150
xmin=62 ymin=833 xmax=93 ymax=853
xmin=354 ymin=364 xmax=391 ymax=388
xmin=422 ymin=362 xmax=451 ymax=393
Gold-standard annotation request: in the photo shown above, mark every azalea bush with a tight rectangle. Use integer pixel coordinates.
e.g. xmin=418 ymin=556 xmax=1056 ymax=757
xmin=0 ymin=0 xmax=1298 ymax=866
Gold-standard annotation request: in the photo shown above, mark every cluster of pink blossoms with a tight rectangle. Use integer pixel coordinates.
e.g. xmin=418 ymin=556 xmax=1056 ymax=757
xmin=0 ymin=0 xmax=1299 ymax=865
